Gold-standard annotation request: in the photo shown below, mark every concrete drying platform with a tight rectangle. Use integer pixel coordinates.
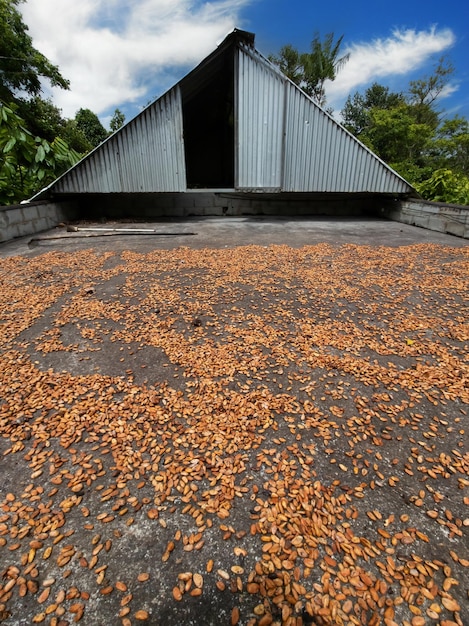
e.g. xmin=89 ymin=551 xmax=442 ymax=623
xmin=1 ymin=216 xmax=468 ymax=258
xmin=0 ymin=217 xmax=468 ymax=626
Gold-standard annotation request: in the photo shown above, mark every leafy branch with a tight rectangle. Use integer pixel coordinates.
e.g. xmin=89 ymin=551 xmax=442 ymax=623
xmin=0 ymin=102 xmax=80 ymax=204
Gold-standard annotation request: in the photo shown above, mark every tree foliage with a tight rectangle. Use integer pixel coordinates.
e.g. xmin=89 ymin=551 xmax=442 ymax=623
xmin=367 ymin=105 xmax=435 ymax=167
xmin=0 ymin=0 xmax=69 ymax=103
xmin=110 ymin=108 xmax=125 ymax=133
xmin=302 ymin=33 xmax=350 ymax=107
xmin=270 ymin=32 xmax=349 ymax=107
xmin=0 ymin=0 xmax=86 ymax=203
xmin=75 ymin=108 xmax=109 ymax=148
xmin=416 ymin=168 xmax=469 ymax=205
xmin=429 ymin=116 xmax=469 ymax=174
xmin=0 ymin=0 xmax=117 ymax=203
xmin=409 ymin=56 xmax=454 ymax=112
xmin=60 ymin=119 xmax=93 ymax=153
xmin=342 ymin=83 xmax=405 ymax=137
xmin=341 ymin=59 xmax=469 ymax=205
xmin=0 ymin=102 xmax=80 ymax=204
xmin=269 ymin=44 xmax=303 ymax=86
xmin=17 ymin=96 xmax=65 ymax=142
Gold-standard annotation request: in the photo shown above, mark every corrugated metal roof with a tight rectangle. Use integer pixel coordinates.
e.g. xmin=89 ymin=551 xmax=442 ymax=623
xmin=284 ymin=80 xmax=381 ymax=192
xmin=33 ymin=29 xmax=414 ymax=200
xmin=236 ymin=45 xmax=285 ymax=190
xmin=52 ymin=87 xmax=186 ymax=194
xmin=237 ymin=45 xmax=411 ymax=195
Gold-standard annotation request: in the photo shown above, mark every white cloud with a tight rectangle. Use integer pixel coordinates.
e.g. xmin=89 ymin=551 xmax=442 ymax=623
xmin=20 ymin=0 xmax=251 ymax=119
xmin=325 ymin=26 xmax=456 ymax=112
xmin=438 ymin=82 xmax=459 ymax=100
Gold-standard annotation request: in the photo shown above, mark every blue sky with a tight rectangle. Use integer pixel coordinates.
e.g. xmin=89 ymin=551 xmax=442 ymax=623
xmin=21 ymin=0 xmax=469 ymax=126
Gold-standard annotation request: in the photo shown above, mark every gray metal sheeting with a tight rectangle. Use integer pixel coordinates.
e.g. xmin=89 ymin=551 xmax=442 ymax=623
xmin=237 ymin=46 xmax=411 ymax=194
xmin=237 ymin=46 xmax=285 ymax=190
xmin=43 ymin=31 xmax=412 ymax=198
xmin=283 ymin=81 xmax=408 ymax=193
xmin=53 ymin=87 xmax=186 ymax=194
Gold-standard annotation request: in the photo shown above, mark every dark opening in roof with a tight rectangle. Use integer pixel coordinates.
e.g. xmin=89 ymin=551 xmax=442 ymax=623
xmin=181 ymin=41 xmax=235 ymax=189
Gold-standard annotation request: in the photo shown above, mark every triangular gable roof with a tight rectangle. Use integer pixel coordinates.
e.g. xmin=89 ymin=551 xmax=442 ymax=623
xmin=34 ymin=29 xmax=414 ymax=199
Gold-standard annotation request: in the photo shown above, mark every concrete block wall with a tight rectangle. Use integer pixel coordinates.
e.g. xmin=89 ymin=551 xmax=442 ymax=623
xmin=382 ymin=199 xmax=469 ymax=239
xmin=2 ymin=192 xmax=377 ymax=244
xmin=79 ymin=192 xmax=380 ymax=220
xmin=0 ymin=201 xmax=79 ymax=243
xmin=3 ymin=194 xmax=467 ymax=244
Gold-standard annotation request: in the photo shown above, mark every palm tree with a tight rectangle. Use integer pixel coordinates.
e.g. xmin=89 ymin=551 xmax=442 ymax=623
xmin=301 ymin=33 xmax=350 ymax=107
xmin=269 ymin=32 xmax=350 ymax=109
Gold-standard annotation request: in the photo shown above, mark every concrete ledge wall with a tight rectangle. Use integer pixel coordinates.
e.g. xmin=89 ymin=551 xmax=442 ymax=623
xmin=4 ymin=194 xmax=466 ymax=243
xmin=382 ymin=198 xmax=469 ymax=239
xmin=0 ymin=200 xmax=79 ymax=243
xmin=0 ymin=193 xmax=389 ymax=243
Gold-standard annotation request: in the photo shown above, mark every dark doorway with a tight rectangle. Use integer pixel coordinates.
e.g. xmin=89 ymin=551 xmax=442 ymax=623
xmin=181 ymin=47 xmax=235 ymax=189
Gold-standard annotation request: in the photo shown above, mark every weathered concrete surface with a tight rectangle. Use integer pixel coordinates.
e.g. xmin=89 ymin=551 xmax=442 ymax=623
xmin=0 ymin=219 xmax=467 ymax=626
xmin=0 ymin=216 xmax=467 ymax=259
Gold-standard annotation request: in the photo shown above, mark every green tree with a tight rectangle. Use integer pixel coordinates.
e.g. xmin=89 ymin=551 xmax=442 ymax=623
xmin=301 ymin=33 xmax=350 ymax=107
xmin=60 ymin=119 xmax=93 ymax=153
xmin=75 ymin=108 xmax=108 ymax=147
xmin=270 ymin=32 xmax=349 ymax=107
xmin=0 ymin=102 xmax=80 ymax=204
xmin=341 ymin=84 xmax=434 ymax=182
xmin=0 ymin=0 xmax=69 ymax=103
xmin=368 ymin=105 xmax=433 ymax=165
xmin=342 ymin=83 xmax=405 ymax=136
xmin=0 ymin=0 xmax=91 ymax=204
xmin=339 ymin=59 xmax=469 ymax=203
xmin=110 ymin=108 xmax=125 ymax=133
xmin=343 ymin=59 xmax=455 ymax=144
xmin=16 ymin=96 xmax=64 ymax=142
xmin=269 ymin=44 xmax=304 ymax=85
xmin=15 ymin=98 xmax=94 ymax=154
xmin=416 ymin=168 xmax=469 ymax=205
xmin=428 ymin=116 xmax=469 ymax=176
xmin=407 ymin=57 xmax=454 ymax=126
